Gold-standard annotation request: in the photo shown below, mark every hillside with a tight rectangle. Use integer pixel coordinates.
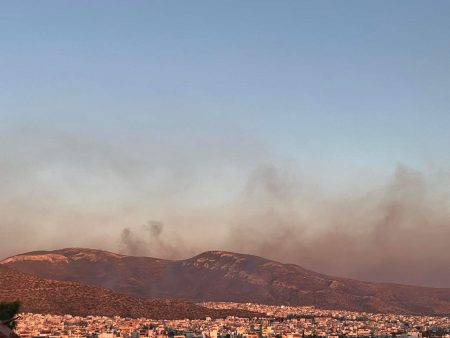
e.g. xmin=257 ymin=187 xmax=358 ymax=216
xmin=0 ymin=265 xmax=259 ymax=319
xmin=3 ymin=248 xmax=450 ymax=315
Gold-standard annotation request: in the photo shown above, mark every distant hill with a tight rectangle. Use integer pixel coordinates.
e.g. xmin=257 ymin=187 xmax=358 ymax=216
xmin=0 ymin=265 xmax=259 ymax=319
xmin=3 ymin=248 xmax=450 ymax=315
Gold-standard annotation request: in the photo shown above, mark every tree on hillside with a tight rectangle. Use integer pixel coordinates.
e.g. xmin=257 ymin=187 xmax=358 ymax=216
xmin=0 ymin=300 xmax=21 ymax=329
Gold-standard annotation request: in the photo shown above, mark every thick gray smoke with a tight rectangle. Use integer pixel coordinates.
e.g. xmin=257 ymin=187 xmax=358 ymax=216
xmin=224 ymin=164 xmax=450 ymax=287
xmin=113 ymin=164 xmax=450 ymax=287
xmin=119 ymin=221 xmax=194 ymax=259
xmin=2 ymin=128 xmax=450 ymax=287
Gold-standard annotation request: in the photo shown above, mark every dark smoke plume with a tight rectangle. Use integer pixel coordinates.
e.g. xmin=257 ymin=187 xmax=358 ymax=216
xmin=115 ymin=164 xmax=450 ymax=287
xmin=225 ymin=164 xmax=450 ymax=287
xmin=119 ymin=220 xmax=191 ymax=259
xmin=2 ymin=129 xmax=450 ymax=287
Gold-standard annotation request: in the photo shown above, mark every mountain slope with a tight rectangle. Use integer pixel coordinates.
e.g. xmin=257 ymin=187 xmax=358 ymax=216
xmin=0 ymin=265 xmax=259 ymax=319
xmin=2 ymin=248 xmax=450 ymax=315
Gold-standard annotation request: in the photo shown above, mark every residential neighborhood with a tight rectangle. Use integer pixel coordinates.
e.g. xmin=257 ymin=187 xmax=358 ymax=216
xmin=15 ymin=303 xmax=450 ymax=338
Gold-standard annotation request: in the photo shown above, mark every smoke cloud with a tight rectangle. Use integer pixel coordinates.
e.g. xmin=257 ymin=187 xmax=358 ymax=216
xmin=2 ymin=127 xmax=450 ymax=287
xmin=119 ymin=221 xmax=194 ymax=259
xmin=224 ymin=164 xmax=450 ymax=287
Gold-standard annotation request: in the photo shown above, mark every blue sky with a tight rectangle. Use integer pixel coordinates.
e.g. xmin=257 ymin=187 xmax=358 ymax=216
xmin=1 ymin=1 xmax=450 ymax=285
xmin=2 ymin=1 xmax=450 ymax=170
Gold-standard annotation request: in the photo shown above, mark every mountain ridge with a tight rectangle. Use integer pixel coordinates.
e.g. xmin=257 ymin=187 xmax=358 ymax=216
xmin=3 ymin=248 xmax=450 ymax=315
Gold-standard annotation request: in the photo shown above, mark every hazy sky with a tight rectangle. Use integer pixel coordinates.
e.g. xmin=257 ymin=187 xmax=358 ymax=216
xmin=1 ymin=1 xmax=450 ymax=287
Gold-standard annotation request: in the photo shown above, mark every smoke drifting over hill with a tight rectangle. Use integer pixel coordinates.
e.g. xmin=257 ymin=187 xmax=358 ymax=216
xmin=111 ymin=164 xmax=450 ymax=287
xmin=119 ymin=221 xmax=189 ymax=259
xmin=1 ymin=129 xmax=450 ymax=287
xmin=225 ymin=165 xmax=450 ymax=287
